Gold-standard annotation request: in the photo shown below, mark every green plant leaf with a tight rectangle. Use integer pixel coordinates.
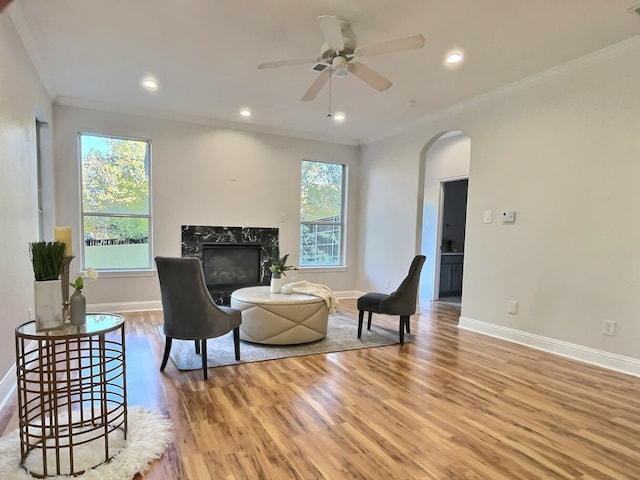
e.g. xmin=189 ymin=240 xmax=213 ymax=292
xmin=29 ymin=241 xmax=66 ymax=281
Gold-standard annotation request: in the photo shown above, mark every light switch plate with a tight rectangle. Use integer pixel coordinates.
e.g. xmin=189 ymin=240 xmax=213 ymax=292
xmin=483 ymin=210 xmax=492 ymax=223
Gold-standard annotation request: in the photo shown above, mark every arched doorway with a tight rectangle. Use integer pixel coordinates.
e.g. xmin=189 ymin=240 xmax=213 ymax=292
xmin=418 ymin=131 xmax=471 ymax=306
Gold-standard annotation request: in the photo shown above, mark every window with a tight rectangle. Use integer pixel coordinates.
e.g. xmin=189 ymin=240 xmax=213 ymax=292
xmin=299 ymin=160 xmax=345 ymax=267
xmin=79 ymin=133 xmax=152 ymax=271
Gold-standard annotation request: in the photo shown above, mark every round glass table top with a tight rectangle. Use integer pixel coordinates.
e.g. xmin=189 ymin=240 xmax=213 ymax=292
xmin=16 ymin=313 xmax=124 ymax=339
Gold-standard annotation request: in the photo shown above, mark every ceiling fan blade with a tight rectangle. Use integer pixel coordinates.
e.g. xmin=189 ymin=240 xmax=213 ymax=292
xmin=348 ymin=62 xmax=392 ymax=92
xmin=318 ymin=15 xmax=344 ymax=50
xmin=354 ymin=34 xmax=425 ymax=57
xmin=258 ymin=57 xmax=320 ymax=70
xmin=301 ymin=69 xmax=331 ymax=101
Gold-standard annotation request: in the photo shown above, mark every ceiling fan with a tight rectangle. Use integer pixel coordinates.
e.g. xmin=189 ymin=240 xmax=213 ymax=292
xmin=257 ymin=15 xmax=425 ymax=101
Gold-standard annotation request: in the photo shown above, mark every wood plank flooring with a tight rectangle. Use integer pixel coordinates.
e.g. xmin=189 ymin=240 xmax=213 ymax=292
xmin=2 ymin=299 xmax=640 ymax=479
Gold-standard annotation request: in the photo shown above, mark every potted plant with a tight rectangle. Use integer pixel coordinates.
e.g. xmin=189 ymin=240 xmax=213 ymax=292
xmin=29 ymin=241 xmax=66 ymax=330
xmin=269 ymin=248 xmax=297 ymax=293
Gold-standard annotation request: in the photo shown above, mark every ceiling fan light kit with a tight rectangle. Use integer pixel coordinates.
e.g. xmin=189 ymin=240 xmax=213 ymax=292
xmin=257 ymin=15 xmax=425 ymax=102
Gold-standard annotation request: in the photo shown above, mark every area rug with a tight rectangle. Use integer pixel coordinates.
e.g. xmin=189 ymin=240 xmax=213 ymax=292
xmin=160 ymin=311 xmax=412 ymax=370
xmin=0 ymin=406 xmax=172 ymax=479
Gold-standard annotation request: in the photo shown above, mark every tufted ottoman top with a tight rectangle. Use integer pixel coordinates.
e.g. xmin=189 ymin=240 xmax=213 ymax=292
xmin=231 ymin=286 xmax=329 ymax=345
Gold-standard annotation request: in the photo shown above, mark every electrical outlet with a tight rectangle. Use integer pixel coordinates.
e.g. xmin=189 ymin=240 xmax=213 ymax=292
xmin=507 ymin=300 xmax=518 ymax=314
xmin=602 ymin=320 xmax=616 ymax=336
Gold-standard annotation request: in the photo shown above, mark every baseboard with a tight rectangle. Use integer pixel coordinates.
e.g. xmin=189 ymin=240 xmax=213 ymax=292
xmin=335 ymin=290 xmax=360 ymax=299
xmin=0 ymin=364 xmax=16 ymax=413
xmin=90 ymin=291 xmax=361 ymax=314
xmin=459 ymin=316 xmax=640 ymax=378
xmin=88 ymin=300 xmax=162 ymax=313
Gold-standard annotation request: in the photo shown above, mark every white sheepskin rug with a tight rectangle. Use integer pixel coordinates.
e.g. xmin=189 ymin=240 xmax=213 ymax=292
xmin=0 ymin=406 xmax=172 ymax=479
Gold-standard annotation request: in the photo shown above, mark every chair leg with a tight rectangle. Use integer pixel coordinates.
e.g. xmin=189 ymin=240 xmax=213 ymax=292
xmin=358 ymin=310 xmax=365 ymax=338
xmin=406 ymin=318 xmax=411 ymax=334
xmin=399 ymin=316 xmax=409 ymax=345
xmin=160 ymin=337 xmax=173 ymax=372
xmin=194 ymin=339 xmax=200 ymax=354
xmin=367 ymin=311 xmax=373 ymax=331
xmin=233 ymin=326 xmax=240 ymax=361
xmin=201 ymin=339 xmax=208 ymax=380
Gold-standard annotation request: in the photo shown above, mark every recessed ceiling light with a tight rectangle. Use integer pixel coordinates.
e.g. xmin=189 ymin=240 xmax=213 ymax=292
xmin=444 ymin=51 xmax=464 ymax=65
xmin=240 ymin=108 xmax=252 ymax=117
xmin=141 ymin=78 xmax=158 ymax=91
xmin=333 ymin=111 xmax=346 ymax=122
xmin=442 ymin=49 xmax=466 ymax=70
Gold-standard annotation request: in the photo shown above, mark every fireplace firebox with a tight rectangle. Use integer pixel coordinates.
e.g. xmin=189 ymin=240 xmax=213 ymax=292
xmin=202 ymin=243 xmax=262 ymax=304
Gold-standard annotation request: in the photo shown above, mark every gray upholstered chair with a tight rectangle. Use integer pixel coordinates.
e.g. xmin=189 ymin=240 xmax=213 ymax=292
xmin=155 ymin=256 xmax=242 ymax=380
xmin=357 ymin=255 xmax=426 ymax=345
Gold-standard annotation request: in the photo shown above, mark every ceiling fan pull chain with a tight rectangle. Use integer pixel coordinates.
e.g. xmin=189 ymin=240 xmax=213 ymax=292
xmin=327 ymin=69 xmax=332 ymax=117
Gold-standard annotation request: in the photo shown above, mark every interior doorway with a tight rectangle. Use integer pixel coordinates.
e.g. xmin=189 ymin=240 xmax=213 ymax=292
xmin=437 ymin=178 xmax=468 ymax=304
xmin=418 ymin=130 xmax=470 ymax=307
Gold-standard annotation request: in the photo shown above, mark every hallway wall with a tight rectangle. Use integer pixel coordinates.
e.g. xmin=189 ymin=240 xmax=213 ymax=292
xmin=360 ymin=37 xmax=640 ymax=363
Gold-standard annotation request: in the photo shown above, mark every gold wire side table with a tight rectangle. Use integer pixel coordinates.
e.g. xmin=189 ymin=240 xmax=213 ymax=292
xmin=15 ymin=313 xmax=127 ymax=478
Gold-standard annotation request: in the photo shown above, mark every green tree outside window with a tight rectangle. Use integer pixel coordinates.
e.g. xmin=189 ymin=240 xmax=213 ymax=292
xmin=299 ymin=160 xmax=344 ymax=266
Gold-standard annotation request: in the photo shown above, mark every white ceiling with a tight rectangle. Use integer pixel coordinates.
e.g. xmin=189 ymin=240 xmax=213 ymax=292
xmin=8 ymin=0 xmax=640 ymax=144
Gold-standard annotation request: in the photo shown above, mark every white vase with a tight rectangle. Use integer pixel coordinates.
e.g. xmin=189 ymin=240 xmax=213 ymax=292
xmin=270 ymin=273 xmax=282 ymax=293
xmin=34 ymin=280 xmax=63 ymax=331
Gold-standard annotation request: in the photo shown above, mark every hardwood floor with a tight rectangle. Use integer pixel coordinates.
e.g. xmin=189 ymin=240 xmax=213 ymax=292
xmin=2 ymin=299 xmax=640 ymax=479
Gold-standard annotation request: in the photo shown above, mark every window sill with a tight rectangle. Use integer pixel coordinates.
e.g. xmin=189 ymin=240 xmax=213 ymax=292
xmin=297 ymin=266 xmax=348 ymax=273
xmin=88 ymin=269 xmax=156 ymax=278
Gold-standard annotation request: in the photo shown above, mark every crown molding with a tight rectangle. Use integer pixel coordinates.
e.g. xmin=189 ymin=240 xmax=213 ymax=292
xmin=54 ymin=97 xmax=360 ymax=147
xmin=362 ymin=34 xmax=640 ymax=145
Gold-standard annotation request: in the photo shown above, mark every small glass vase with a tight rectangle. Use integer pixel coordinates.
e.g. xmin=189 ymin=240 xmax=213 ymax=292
xmin=70 ymin=289 xmax=86 ymax=326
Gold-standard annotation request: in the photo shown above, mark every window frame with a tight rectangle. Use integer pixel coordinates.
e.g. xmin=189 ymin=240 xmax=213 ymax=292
xmin=299 ymin=160 xmax=346 ymax=268
xmin=78 ymin=132 xmax=153 ymax=273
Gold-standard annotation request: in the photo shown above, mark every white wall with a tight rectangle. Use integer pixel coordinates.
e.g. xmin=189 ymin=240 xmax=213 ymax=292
xmin=0 ymin=12 xmax=54 ymax=376
xmin=53 ymin=106 xmax=360 ymax=307
xmin=360 ymin=37 xmax=640 ymax=362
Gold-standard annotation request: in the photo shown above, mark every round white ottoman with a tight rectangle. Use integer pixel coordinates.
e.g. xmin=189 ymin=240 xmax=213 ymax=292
xmin=230 ymin=286 xmax=328 ymax=345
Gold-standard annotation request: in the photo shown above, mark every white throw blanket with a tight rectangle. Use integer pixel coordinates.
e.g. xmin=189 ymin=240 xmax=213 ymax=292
xmin=283 ymin=280 xmax=339 ymax=314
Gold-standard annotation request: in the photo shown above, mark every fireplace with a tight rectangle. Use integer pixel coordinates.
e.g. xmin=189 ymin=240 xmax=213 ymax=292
xmin=181 ymin=225 xmax=279 ymax=305
xmin=203 ymin=243 xmax=262 ymax=293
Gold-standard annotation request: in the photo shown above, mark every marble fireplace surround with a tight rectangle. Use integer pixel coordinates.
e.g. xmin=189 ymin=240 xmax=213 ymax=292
xmin=181 ymin=225 xmax=279 ymax=305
